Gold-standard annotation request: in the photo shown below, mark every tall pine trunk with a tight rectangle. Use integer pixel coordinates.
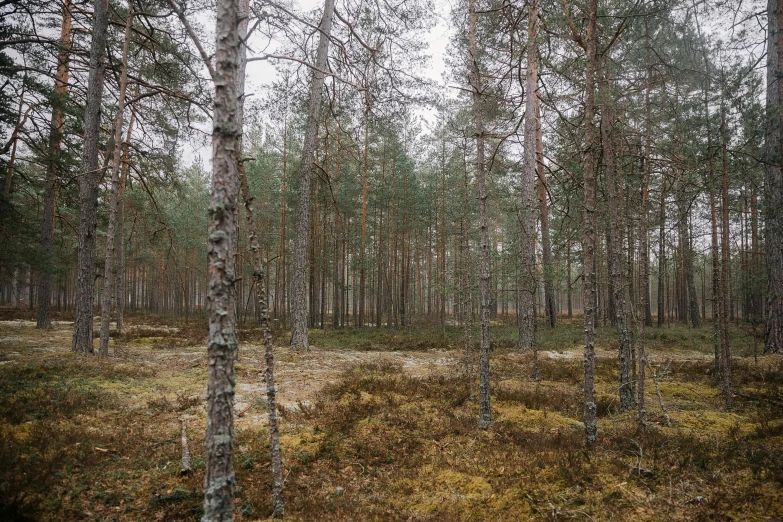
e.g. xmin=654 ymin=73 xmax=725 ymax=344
xmin=99 ymin=0 xmax=134 ymax=357
xmin=766 ymin=0 xmax=783 ymax=353
xmin=290 ymin=0 xmax=335 ymax=350
xmin=115 ymin=98 xmax=137 ymax=333
xmin=469 ymin=0 xmax=491 ymax=427
xmin=581 ymin=0 xmax=599 ymax=446
xmin=37 ymin=0 xmax=72 ymax=329
xmin=72 ymin=0 xmax=110 ymax=354
xmin=599 ymin=69 xmax=633 ymax=412
xmin=518 ymin=0 xmax=538 ymax=353
xmin=537 ymin=93 xmax=555 ymax=329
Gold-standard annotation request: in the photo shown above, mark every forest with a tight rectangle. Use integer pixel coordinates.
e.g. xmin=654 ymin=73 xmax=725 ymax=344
xmin=1 ymin=0 xmax=783 ymax=519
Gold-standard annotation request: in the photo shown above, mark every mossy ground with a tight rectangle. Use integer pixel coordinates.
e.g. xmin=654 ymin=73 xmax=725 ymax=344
xmin=0 ymin=309 xmax=781 ymax=520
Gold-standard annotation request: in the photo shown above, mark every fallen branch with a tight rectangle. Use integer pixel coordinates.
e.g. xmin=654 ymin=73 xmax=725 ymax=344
xmin=734 ymin=391 xmax=783 ymax=408
xmin=646 ymin=360 xmax=672 ymax=427
xmin=179 ymin=419 xmax=193 ymax=475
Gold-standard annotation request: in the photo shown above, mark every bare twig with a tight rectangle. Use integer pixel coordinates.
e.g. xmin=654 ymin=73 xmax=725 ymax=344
xmin=646 ymin=360 xmax=671 ymax=427
xmin=179 ymin=419 xmax=193 ymax=475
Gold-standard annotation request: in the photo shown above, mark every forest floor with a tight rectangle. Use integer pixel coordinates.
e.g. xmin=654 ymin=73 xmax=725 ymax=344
xmin=1 ymin=310 xmax=782 ymax=521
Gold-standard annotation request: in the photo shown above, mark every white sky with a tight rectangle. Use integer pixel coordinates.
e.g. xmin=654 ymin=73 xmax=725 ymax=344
xmin=182 ymin=0 xmax=453 ymax=165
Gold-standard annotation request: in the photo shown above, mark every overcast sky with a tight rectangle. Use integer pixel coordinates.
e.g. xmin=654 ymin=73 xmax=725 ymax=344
xmin=182 ymin=0 xmax=454 ymax=165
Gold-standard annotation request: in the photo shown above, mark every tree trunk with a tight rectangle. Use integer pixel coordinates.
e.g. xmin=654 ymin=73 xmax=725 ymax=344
xmin=657 ymin=172 xmax=666 ymax=328
xmin=469 ymin=0 xmax=491 ymax=427
xmin=719 ymin=107 xmax=733 ymax=410
xmin=239 ymin=122 xmax=284 ymax=519
xmin=675 ymin=185 xmax=701 ymax=328
xmin=72 ymin=0 xmax=110 ymax=354
xmin=537 ymin=91 xmax=555 ymax=329
xmin=581 ymin=0 xmax=599 ymax=446
xmin=359 ymin=91 xmax=370 ymax=328
xmin=290 ymin=0 xmax=335 ymax=350
xmin=600 ymin=70 xmax=633 ymax=412
xmin=639 ymin=18 xmax=652 ymax=431
xmin=115 ymin=98 xmax=137 ymax=333
xmin=518 ymin=0 xmax=537 ymax=353
xmin=766 ymin=0 xmax=783 ymax=353
xmin=99 ymin=1 xmax=134 ymax=357
xmin=37 ymin=0 xmax=72 ymax=330
xmin=202 ymin=0 xmax=242 ymax=515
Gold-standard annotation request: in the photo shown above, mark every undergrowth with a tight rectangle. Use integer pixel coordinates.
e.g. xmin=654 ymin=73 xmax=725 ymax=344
xmin=0 ymin=314 xmax=780 ymax=520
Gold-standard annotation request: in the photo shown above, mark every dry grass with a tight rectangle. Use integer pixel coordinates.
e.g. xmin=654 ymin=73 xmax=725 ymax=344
xmin=0 ymin=314 xmax=781 ymax=520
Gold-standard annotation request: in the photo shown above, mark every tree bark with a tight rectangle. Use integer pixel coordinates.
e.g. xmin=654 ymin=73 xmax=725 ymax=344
xmin=719 ymin=107 xmax=733 ymax=411
xmin=537 ymin=91 xmax=555 ymax=329
xmin=657 ymin=195 xmax=666 ymax=329
xmin=99 ymin=0 xmax=134 ymax=357
xmin=599 ymin=70 xmax=633 ymax=412
xmin=115 ymin=98 xmax=137 ymax=334
xmin=518 ymin=0 xmax=538 ymax=353
xmin=638 ymin=16 xmax=652 ymax=431
xmin=290 ymin=0 xmax=335 ymax=350
xmin=202 ymin=0 xmax=242 ymax=515
xmin=72 ymin=0 xmax=110 ymax=354
xmin=37 ymin=0 xmax=72 ymax=330
xmin=581 ymin=0 xmax=599 ymax=446
xmin=675 ymin=185 xmax=701 ymax=328
xmin=469 ymin=0 xmax=491 ymax=427
xmin=766 ymin=0 xmax=783 ymax=353
xmin=238 ymin=112 xmax=284 ymax=519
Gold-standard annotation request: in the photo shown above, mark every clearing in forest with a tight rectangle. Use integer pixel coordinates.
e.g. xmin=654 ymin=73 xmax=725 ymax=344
xmin=0 ymin=316 xmax=781 ymax=521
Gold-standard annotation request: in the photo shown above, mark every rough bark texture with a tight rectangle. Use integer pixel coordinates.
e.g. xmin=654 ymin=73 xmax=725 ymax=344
xmin=203 ymin=0 xmax=241 ymax=515
xmin=469 ymin=0 xmax=491 ymax=427
xmin=72 ymin=0 xmax=109 ymax=354
xmin=600 ymin=72 xmax=633 ymax=412
xmin=766 ymin=0 xmax=783 ymax=354
xmin=37 ymin=0 xmax=72 ymax=330
xmin=290 ymin=0 xmax=335 ymax=350
xmin=518 ymin=0 xmax=538 ymax=355
xmin=99 ymin=1 xmax=133 ymax=357
xmin=581 ymin=0 xmax=599 ymax=446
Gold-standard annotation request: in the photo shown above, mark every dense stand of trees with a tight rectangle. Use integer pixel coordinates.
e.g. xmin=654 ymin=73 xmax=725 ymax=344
xmin=3 ymin=0 xmax=783 ymax=517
